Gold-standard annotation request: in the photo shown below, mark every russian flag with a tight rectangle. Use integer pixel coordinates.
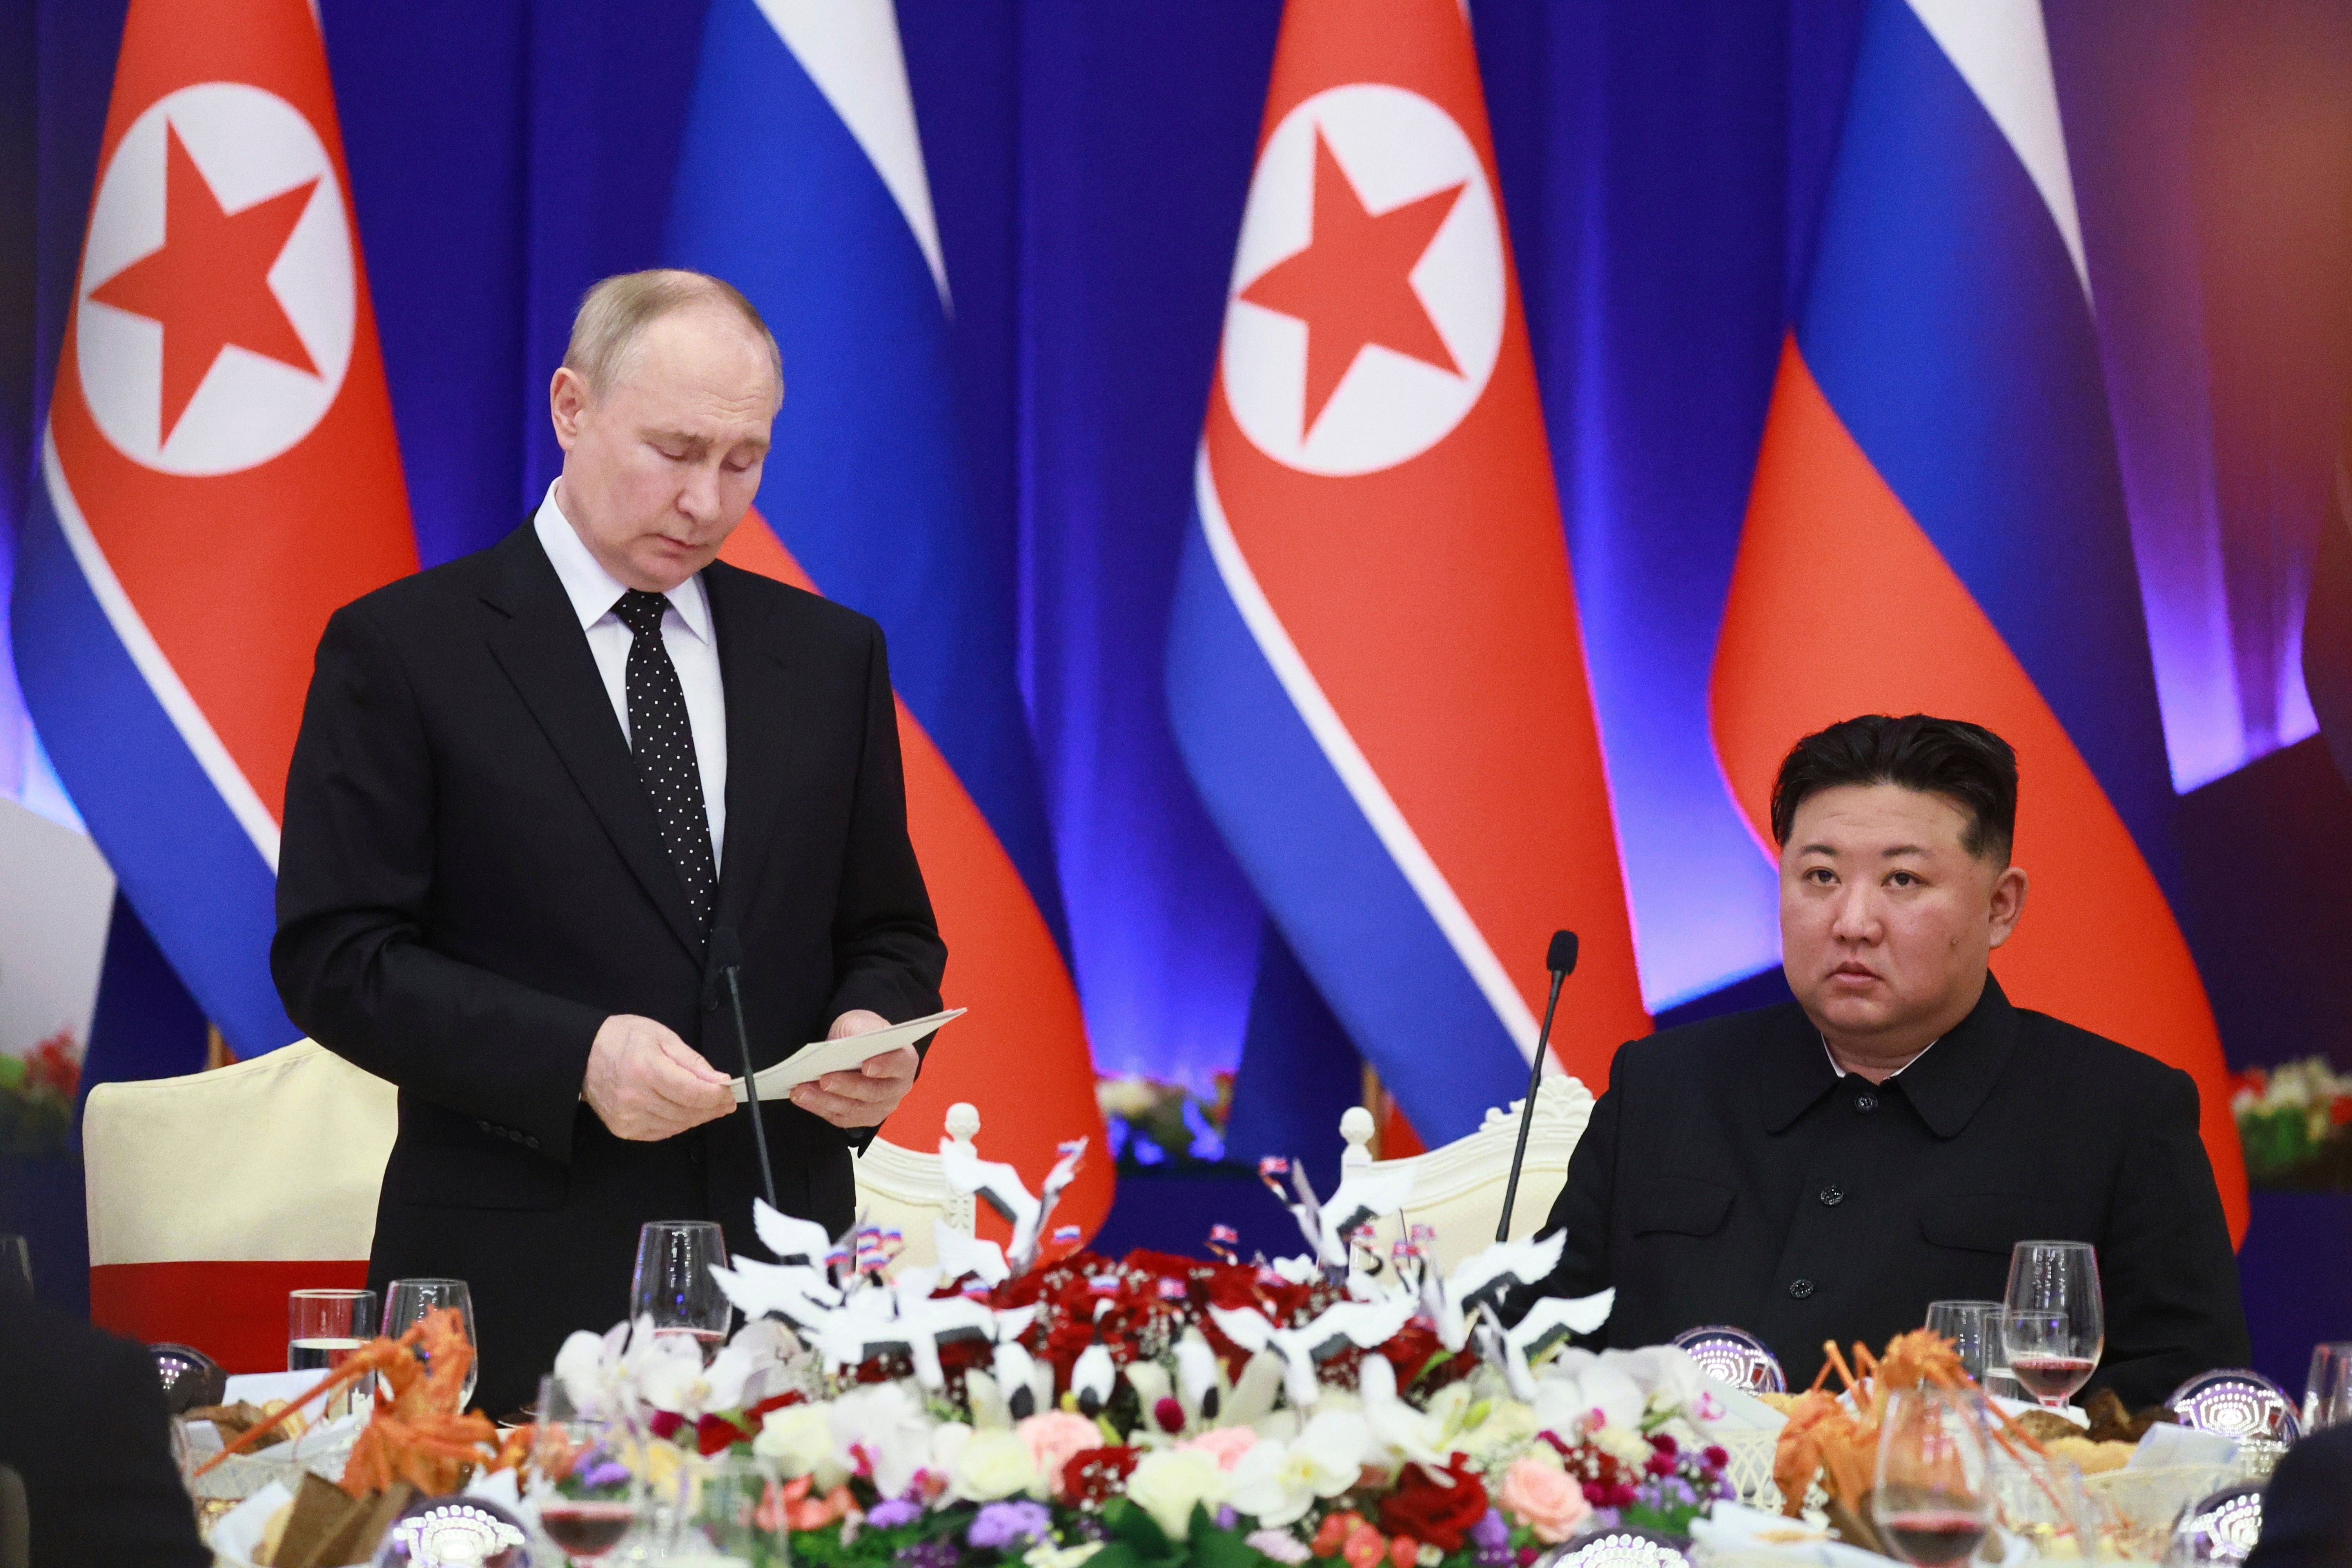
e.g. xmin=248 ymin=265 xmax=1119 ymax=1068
xmin=669 ymin=0 xmax=1110 ymax=1236
xmin=1167 ymin=0 xmax=1650 ymax=1143
xmin=1710 ymin=0 xmax=2249 ymax=1239
xmin=9 ymin=0 xmax=418 ymax=1060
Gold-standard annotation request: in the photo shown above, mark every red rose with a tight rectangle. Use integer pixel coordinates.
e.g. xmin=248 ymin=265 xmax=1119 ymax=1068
xmin=1062 ymin=1445 xmax=1140 ymax=1505
xmin=1377 ymin=1456 xmax=1488 ymax=1552
xmin=696 ymin=1412 xmax=753 ymax=1455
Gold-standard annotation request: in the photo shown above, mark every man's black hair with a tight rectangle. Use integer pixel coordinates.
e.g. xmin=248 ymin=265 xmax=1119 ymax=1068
xmin=1769 ymin=714 xmax=2018 ymax=864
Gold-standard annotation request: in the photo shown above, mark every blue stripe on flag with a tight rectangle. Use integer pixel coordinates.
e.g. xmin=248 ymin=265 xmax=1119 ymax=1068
xmin=11 ymin=472 xmax=294 ymax=1056
xmin=668 ymin=0 xmax=1064 ymax=941
xmin=1166 ymin=516 xmax=1526 ymax=1144
xmin=1796 ymin=0 xmax=2174 ymax=863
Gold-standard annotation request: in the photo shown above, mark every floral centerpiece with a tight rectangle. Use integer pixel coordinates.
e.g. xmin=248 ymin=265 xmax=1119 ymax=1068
xmin=0 ymin=1029 xmax=80 ymax=1157
xmin=549 ymin=1143 xmax=1734 ymax=1568
xmin=2232 ymin=1056 xmax=2352 ymax=1188
xmin=1096 ymin=1074 xmax=1235 ymax=1171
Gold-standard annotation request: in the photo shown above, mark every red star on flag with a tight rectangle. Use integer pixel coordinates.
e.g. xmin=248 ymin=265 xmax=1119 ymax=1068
xmin=1240 ymin=127 xmax=1466 ymax=438
xmin=87 ymin=120 xmax=321 ymax=444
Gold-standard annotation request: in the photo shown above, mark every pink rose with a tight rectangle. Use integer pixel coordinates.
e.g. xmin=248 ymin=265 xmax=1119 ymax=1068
xmin=1179 ymin=1425 xmax=1261 ymax=1472
xmin=1498 ymin=1455 xmax=1592 ymax=1545
xmin=1018 ymin=1411 xmax=1105 ymax=1499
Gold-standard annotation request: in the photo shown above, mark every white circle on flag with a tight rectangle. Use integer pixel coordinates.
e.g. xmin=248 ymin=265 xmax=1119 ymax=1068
xmin=74 ymin=82 xmax=355 ymax=476
xmin=1221 ymin=83 xmax=1505 ymax=477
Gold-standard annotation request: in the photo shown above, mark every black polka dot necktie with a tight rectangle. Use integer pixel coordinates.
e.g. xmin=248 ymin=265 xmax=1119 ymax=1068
xmin=613 ymin=589 xmax=716 ymax=933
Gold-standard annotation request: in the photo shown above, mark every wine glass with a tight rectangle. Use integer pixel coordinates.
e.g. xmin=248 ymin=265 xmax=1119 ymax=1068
xmin=532 ymin=1374 xmax=643 ymax=1561
xmin=1874 ymin=1385 xmax=1996 ymax=1566
xmin=671 ymin=1451 xmax=785 ymax=1565
xmin=631 ymin=1220 xmax=732 ymax=1359
xmin=2003 ymin=1240 xmax=2102 ymax=1410
xmin=382 ymin=1277 xmax=478 ymax=1409
xmin=2306 ymin=1343 xmax=2352 ymax=1431
xmin=289 ymin=1288 xmax=377 ymax=1418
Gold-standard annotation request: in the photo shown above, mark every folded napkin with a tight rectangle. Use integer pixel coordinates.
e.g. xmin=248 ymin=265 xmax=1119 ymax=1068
xmin=2129 ymin=1421 xmax=2238 ymax=1469
xmin=1708 ymin=1387 xmax=1792 ymax=1431
xmin=1691 ymin=1501 xmax=1891 ymax=1568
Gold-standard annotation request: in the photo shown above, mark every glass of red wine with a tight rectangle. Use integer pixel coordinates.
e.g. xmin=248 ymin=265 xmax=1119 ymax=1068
xmin=631 ymin=1220 xmax=733 ymax=1361
xmin=2002 ymin=1240 xmax=2103 ymax=1411
xmin=531 ymin=1374 xmax=642 ymax=1561
xmin=1873 ymin=1385 xmax=1996 ymax=1566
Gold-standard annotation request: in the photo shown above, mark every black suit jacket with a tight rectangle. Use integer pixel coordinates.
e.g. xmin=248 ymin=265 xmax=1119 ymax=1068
xmin=2248 ymin=1421 xmax=2352 ymax=1568
xmin=0 ymin=1294 xmax=210 ymax=1567
xmin=1527 ymin=975 xmax=2248 ymax=1407
xmin=274 ymin=523 xmax=945 ymax=1414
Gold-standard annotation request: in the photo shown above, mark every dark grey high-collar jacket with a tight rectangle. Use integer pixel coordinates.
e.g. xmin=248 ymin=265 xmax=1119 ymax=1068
xmin=1525 ymin=974 xmax=2249 ymax=1406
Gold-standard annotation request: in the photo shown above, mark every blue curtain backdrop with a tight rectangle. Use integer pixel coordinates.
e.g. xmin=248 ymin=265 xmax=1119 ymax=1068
xmin=4 ymin=0 xmax=2350 ymax=1100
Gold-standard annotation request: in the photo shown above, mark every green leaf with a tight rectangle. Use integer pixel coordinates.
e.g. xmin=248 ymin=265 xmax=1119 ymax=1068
xmin=1102 ymin=1497 xmax=1177 ymax=1562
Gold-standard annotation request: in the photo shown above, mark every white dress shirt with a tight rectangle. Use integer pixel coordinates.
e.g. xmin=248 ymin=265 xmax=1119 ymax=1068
xmin=534 ymin=483 xmax=728 ymax=867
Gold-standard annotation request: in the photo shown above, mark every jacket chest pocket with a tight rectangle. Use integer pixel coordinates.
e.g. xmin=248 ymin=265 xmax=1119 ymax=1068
xmin=1919 ymin=1192 xmax=2056 ymax=1256
xmin=1632 ymin=1176 xmax=1735 ymax=1238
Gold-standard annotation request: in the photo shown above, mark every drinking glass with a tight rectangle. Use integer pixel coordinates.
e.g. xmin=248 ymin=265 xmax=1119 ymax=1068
xmin=2003 ymin=1240 xmax=2103 ymax=1410
xmin=532 ymin=1374 xmax=643 ymax=1561
xmin=1873 ymin=1385 xmax=1996 ymax=1566
xmin=631 ymin=1220 xmax=732 ymax=1358
xmin=2306 ymin=1343 xmax=2352 ymax=1431
xmin=382 ymin=1277 xmax=478 ymax=1409
xmin=289 ymin=1288 xmax=377 ymax=1417
xmin=671 ymin=1452 xmax=786 ymax=1567
xmin=1924 ymin=1300 xmax=2003 ymax=1384
xmin=0 ymin=1234 xmax=29 ymax=1301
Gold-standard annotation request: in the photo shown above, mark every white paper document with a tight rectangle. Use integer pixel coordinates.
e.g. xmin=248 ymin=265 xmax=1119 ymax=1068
xmin=728 ymin=1008 xmax=964 ymax=1103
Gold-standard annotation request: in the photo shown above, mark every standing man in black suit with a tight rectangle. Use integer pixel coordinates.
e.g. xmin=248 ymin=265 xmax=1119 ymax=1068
xmin=1519 ymin=714 xmax=2246 ymax=1406
xmin=274 ymin=270 xmax=946 ymax=1414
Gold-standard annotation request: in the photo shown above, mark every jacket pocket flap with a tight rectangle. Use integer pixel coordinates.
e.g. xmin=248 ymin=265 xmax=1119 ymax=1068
xmin=387 ymin=1140 xmax=566 ymax=1211
xmin=1632 ymin=1176 xmax=1734 ymax=1237
xmin=1920 ymin=1193 xmax=2045 ymax=1255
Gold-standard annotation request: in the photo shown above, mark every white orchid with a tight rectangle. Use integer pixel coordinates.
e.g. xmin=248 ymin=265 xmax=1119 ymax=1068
xmin=830 ymin=1381 xmax=938 ymax=1499
xmin=1530 ymin=1348 xmax=1647 ymax=1437
xmin=1223 ymin=1408 xmax=1370 ymax=1526
xmin=552 ymin=1319 xmax=635 ymax=1419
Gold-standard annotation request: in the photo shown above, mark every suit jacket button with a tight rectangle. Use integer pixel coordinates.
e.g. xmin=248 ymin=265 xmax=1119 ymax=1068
xmin=1854 ymin=1091 xmax=1879 ymax=1113
xmin=1788 ymin=1278 xmax=1815 ymax=1299
xmin=524 ymin=1135 xmax=541 ymax=1151
xmin=1819 ymin=1185 xmax=1844 ymax=1207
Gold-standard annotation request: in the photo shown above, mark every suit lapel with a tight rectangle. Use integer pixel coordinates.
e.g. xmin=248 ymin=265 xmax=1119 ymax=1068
xmin=706 ymin=560 xmax=802 ymax=932
xmin=478 ymin=524 xmax=705 ymax=960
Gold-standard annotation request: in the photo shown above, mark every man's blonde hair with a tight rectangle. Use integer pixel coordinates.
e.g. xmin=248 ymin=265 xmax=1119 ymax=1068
xmin=563 ymin=269 xmax=782 ymax=400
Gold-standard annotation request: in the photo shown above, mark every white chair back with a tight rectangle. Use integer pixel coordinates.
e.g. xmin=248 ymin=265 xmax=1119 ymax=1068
xmin=81 ymin=1040 xmax=396 ymax=1370
xmin=1341 ymin=1076 xmax=1593 ymax=1272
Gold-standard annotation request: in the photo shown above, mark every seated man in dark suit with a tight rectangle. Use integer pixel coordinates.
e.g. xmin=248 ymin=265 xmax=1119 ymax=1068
xmin=2247 ymin=1421 xmax=2352 ymax=1568
xmin=0 ymin=1291 xmax=209 ymax=1567
xmin=1521 ymin=713 xmax=2247 ymax=1405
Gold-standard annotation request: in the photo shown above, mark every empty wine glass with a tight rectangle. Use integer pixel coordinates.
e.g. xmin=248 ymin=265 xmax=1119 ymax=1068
xmin=2004 ymin=1240 xmax=2103 ymax=1411
xmin=532 ymin=1374 xmax=643 ymax=1561
xmin=382 ymin=1277 xmax=477 ymax=1410
xmin=1874 ymin=1385 xmax=1996 ymax=1566
xmin=631 ymin=1220 xmax=731 ymax=1359
xmin=2306 ymin=1343 xmax=2352 ymax=1431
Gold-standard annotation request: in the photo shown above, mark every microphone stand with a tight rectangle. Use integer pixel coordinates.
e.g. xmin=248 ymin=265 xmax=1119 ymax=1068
xmin=1496 ymin=933 xmax=1575 ymax=1243
xmin=714 ymin=936 xmax=780 ymax=1213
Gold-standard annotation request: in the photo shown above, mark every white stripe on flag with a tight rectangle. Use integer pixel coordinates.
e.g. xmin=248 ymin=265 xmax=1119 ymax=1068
xmin=752 ymin=0 xmax=950 ymax=308
xmin=1906 ymin=0 xmax=2089 ymax=300
xmin=40 ymin=424 xmax=282 ymax=869
xmin=1192 ymin=446 xmax=1542 ymax=1062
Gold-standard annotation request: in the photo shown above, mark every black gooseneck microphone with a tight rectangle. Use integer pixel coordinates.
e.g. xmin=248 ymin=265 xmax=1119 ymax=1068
xmin=1495 ymin=930 xmax=1577 ymax=1243
xmin=707 ymin=926 xmax=779 ymax=1213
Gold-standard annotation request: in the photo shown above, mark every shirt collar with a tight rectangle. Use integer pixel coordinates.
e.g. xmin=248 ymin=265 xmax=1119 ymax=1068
xmin=533 ymin=480 xmax=713 ymax=644
xmin=1822 ymin=1037 xmax=1935 ymax=1079
xmin=1755 ymin=973 xmax=2016 ymax=1138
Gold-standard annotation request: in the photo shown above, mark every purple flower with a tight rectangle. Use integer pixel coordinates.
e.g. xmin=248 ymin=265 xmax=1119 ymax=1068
xmin=868 ymin=1498 xmax=924 ymax=1529
xmin=1215 ymin=1507 xmax=1239 ymax=1531
xmin=897 ymin=1541 xmax=961 ymax=1568
xmin=1470 ymin=1511 xmax=1511 ymax=1551
xmin=968 ymin=1501 xmax=1055 ymax=1550
xmin=579 ymin=1460 xmax=632 ymax=1490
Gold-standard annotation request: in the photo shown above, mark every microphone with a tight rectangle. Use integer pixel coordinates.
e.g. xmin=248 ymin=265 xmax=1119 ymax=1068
xmin=708 ymin=926 xmax=779 ymax=1213
xmin=1495 ymin=930 xmax=1577 ymax=1243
